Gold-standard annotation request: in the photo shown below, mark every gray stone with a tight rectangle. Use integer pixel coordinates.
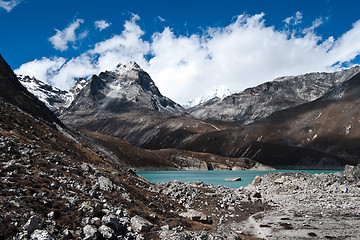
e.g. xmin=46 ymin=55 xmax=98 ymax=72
xmin=30 ymin=230 xmax=53 ymax=240
xmin=83 ymin=225 xmax=97 ymax=239
xmin=47 ymin=211 xmax=55 ymax=219
xmin=274 ymin=176 xmax=285 ymax=184
xmin=225 ymin=177 xmax=242 ymax=182
xmin=98 ymin=225 xmax=114 ymax=239
xmin=101 ymin=214 xmax=124 ymax=231
xmin=161 ymin=225 xmax=171 ymax=231
xmin=179 ymin=209 xmax=213 ymax=224
xmin=98 ymin=176 xmax=113 ymax=192
xmin=344 ymin=164 xmax=360 ymax=182
xmin=130 ymin=215 xmax=153 ymax=232
xmin=252 ymin=175 xmax=262 ymax=186
xmin=25 ymin=216 xmax=40 ymax=234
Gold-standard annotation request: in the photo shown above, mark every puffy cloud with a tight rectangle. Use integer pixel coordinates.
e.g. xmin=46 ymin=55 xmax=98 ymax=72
xmin=49 ymin=19 xmax=87 ymax=51
xmin=15 ymin=13 xmax=360 ymax=106
xmin=284 ymin=11 xmax=303 ymax=25
xmin=0 ymin=0 xmax=21 ymax=12
xmin=14 ymin=57 xmax=66 ymax=82
xmin=94 ymin=20 xmax=111 ymax=31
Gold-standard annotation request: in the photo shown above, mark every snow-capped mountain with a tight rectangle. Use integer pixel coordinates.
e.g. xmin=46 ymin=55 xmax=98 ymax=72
xmin=62 ymin=62 xmax=184 ymax=118
xmin=17 ymin=75 xmax=69 ymax=113
xmin=188 ymin=66 xmax=360 ymax=124
xmin=17 ymin=75 xmax=88 ymax=114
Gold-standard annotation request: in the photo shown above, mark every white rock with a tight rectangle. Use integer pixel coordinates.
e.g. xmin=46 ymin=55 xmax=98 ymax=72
xmin=130 ymin=215 xmax=153 ymax=232
xmin=30 ymin=230 xmax=53 ymax=240
xmin=83 ymin=225 xmax=97 ymax=238
xmin=98 ymin=225 xmax=114 ymax=239
xmin=98 ymin=176 xmax=113 ymax=192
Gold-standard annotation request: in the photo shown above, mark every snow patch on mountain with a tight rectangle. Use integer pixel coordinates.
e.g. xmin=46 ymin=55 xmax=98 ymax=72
xmin=184 ymin=86 xmax=232 ymax=109
xmin=18 ymin=75 xmax=69 ymax=113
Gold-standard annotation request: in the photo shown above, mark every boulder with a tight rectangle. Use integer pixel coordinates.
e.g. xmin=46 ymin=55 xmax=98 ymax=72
xmin=225 ymin=177 xmax=242 ymax=182
xmin=274 ymin=176 xmax=285 ymax=184
xmin=30 ymin=230 xmax=53 ymax=240
xmin=101 ymin=214 xmax=125 ymax=231
xmin=98 ymin=225 xmax=114 ymax=239
xmin=344 ymin=164 xmax=360 ymax=182
xmin=83 ymin=225 xmax=98 ymax=239
xmin=251 ymin=191 xmax=262 ymax=199
xmin=252 ymin=175 xmax=262 ymax=186
xmin=130 ymin=216 xmax=153 ymax=232
xmin=24 ymin=216 xmax=40 ymax=234
xmin=179 ymin=209 xmax=213 ymax=224
xmin=98 ymin=176 xmax=113 ymax=192
xmin=161 ymin=225 xmax=171 ymax=231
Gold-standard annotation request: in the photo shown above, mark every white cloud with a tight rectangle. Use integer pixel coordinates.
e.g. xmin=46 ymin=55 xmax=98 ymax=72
xmin=157 ymin=16 xmax=166 ymax=22
xmin=95 ymin=20 xmax=111 ymax=31
xmin=49 ymin=19 xmax=87 ymax=51
xmin=14 ymin=57 xmax=66 ymax=81
xmin=15 ymin=13 xmax=360 ymax=106
xmin=0 ymin=0 xmax=21 ymax=12
xmin=284 ymin=11 xmax=303 ymax=25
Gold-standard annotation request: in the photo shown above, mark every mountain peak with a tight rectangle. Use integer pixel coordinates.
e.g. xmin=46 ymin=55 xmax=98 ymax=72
xmin=115 ymin=61 xmax=142 ymax=73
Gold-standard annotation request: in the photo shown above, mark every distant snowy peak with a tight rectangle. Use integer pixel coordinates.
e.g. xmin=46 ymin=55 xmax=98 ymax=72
xmin=18 ymin=75 xmax=69 ymax=113
xmin=184 ymin=86 xmax=232 ymax=109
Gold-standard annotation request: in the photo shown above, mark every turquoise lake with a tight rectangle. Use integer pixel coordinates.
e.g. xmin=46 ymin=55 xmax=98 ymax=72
xmin=137 ymin=170 xmax=343 ymax=188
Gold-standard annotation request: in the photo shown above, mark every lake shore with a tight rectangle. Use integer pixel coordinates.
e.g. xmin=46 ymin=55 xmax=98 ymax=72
xmin=138 ymin=169 xmax=343 ymax=188
xmin=154 ymin=165 xmax=360 ymax=239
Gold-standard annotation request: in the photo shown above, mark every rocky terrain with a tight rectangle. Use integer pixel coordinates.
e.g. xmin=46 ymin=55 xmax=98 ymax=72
xmin=188 ymin=66 xmax=360 ymax=124
xmin=233 ymin=166 xmax=360 ymax=239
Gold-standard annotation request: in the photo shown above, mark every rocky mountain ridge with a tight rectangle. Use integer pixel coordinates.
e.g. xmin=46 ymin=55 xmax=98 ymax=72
xmin=62 ymin=62 xmax=184 ymax=119
xmin=188 ymin=66 xmax=360 ymax=124
xmin=17 ymin=59 xmax=360 ymax=169
xmin=180 ymin=71 xmax=360 ymax=168
xmin=18 ymin=60 xmax=360 ymax=129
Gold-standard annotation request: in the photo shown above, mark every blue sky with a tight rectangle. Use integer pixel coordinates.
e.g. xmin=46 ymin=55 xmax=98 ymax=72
xmin=2 ymin=0 xmax=360 ymax=105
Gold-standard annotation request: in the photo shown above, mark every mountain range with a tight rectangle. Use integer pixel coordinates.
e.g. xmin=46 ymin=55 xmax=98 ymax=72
xmin=16 ymin=58 xmax=360 ymax=169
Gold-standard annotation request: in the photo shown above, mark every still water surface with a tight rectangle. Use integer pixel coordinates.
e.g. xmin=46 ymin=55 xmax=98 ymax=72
xmin=137 ymin=170 xmax=342 ymax=188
